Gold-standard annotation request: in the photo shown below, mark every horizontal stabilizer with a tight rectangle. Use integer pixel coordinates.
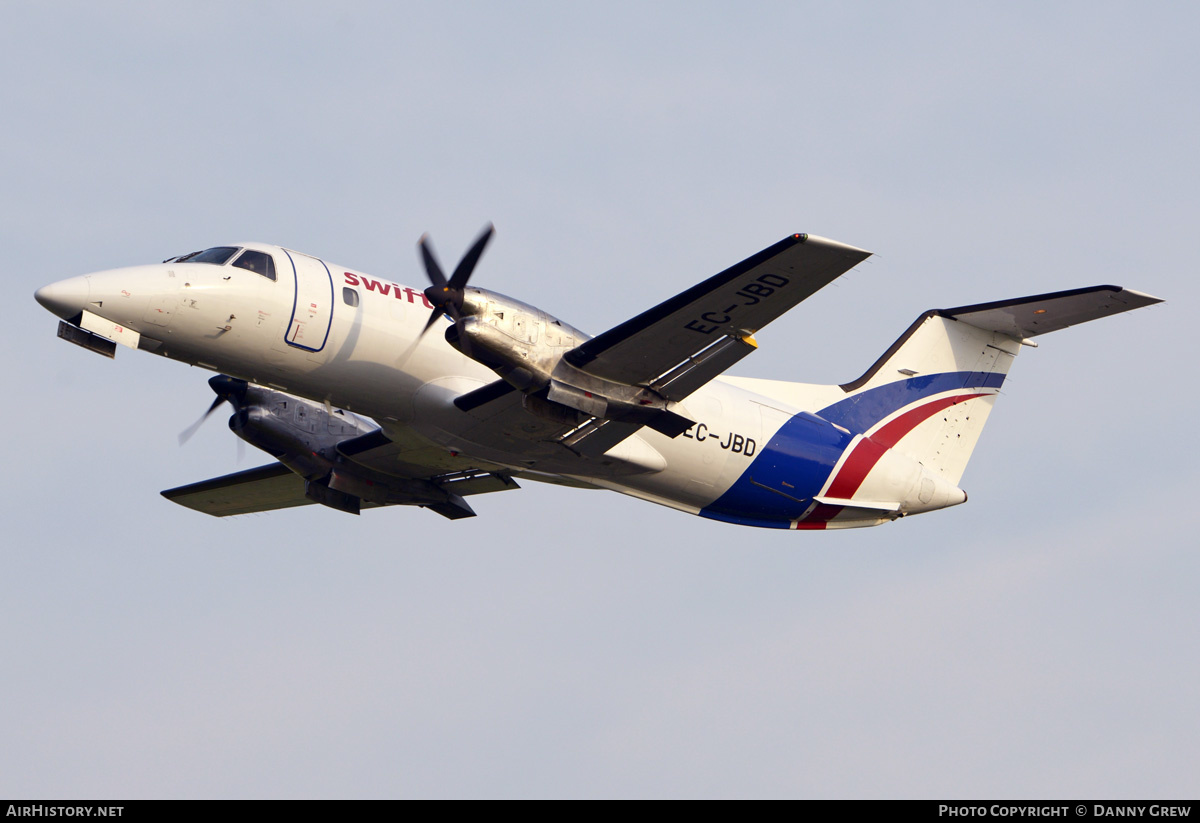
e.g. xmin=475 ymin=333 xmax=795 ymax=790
xmin=942 ymin=285 xmax=1162 ymax=340
xmin=813 ymin=496 xmax=900 ymax=512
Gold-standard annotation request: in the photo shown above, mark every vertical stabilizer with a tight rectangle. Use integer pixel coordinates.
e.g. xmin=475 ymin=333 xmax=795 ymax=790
xmin=831 ymin=286 xmax=1160 ymax=485
xmin=726 ymin=286 xmax=1161 ymax=489
xmin=824 ymin=312 xmax=1016 ymax=485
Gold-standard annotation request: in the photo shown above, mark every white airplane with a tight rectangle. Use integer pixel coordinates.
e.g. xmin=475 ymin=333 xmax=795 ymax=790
xmin=34 ymin=228 xmax=1160 ymax=529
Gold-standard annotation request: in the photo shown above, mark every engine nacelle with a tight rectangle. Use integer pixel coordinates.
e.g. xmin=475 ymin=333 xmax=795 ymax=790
xmin=451 ymin=288 xmax=587 ymax=386
xmin=228 ymin=384 xmax=376 ymax=479
xmin=450 ymin=288 xmax=693 ymax=437
xmin=188 ymin=374 xmax=508 ymax=519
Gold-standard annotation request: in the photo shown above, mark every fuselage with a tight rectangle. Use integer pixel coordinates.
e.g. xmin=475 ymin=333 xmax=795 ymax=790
xmin=35 ymin=242 xmax=968 ymax=529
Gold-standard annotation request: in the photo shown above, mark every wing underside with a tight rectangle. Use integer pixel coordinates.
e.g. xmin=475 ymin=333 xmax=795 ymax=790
xmin=162 ymin=463 xmax=316 ymax=516
xmin=163 ymin=429 xmax=521 ymax=519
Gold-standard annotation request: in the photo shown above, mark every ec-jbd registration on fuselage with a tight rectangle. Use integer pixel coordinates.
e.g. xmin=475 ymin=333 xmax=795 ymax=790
xmin=34 ymin=230 xmax=1161 ymax=529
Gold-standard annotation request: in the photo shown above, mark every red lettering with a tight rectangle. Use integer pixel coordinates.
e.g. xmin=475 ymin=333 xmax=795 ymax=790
xmin=345 ymin=274 xmax=428 ymax=304
xmin=362 ymin=277 xmax=392 ymax=297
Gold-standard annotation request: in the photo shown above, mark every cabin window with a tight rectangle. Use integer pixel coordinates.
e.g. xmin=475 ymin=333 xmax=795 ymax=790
xmin=342 ymin=287 xmax=360 ymax=307
xmin=233 ymin=250 xmax=277 ymax=281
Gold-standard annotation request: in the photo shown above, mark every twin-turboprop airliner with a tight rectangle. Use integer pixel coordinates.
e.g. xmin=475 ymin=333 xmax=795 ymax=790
xmin=34 ymin=228 xmax=1161 ymax=529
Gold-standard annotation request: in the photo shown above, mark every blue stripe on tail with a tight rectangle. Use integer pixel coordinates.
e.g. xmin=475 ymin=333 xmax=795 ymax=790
xmin=699 ymin=371 xmax=1006 ymax=528
xmin=818 ymin=371 xmax=1005 ymax=434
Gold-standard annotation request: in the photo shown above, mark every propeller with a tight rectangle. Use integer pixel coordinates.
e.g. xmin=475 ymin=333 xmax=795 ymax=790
xmin=178 ymin=374 xmax=248 ymax=445
xmin=416 ymin=223 xmax=495 ymax=352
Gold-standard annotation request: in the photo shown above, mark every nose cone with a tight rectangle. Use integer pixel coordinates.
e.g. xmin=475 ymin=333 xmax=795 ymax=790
xmin=34 ymin=275 xmax=90 ymax=320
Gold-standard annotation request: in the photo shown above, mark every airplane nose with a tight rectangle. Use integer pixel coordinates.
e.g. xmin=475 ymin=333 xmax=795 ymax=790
xmin=34 ymin=275 xmax=90 ymax=320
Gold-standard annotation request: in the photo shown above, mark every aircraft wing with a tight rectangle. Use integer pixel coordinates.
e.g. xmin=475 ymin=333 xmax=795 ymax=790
xmin=335 ymin=425 xmax=509 ymax=478
xmin=563 ymin=233 xmax=871 ymax=399
xmin=162 ymin=463 xmax=315 ymax=516
xmin=162 ymin=456 xmax=520 ymax=518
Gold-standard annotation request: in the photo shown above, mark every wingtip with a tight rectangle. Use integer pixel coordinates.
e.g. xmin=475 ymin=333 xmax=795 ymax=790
xmin=1117 ymin=287 xmax=1164 ymax=306
xmin=794 ymin=233 xmax=873 ymax=258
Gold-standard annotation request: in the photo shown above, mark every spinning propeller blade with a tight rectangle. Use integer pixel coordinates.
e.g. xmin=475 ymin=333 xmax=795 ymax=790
xmin=178 ymin=375 xmax=248 ymax=445
xmin=415 ymin=224 xmax=494 ymax=350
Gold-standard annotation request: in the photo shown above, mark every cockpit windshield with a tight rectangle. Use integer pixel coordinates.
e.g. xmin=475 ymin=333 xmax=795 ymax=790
xmin=232 ymin=249 xmax=277 ymax=280
xmin=168 ymin=246 xmax=240 ymax=265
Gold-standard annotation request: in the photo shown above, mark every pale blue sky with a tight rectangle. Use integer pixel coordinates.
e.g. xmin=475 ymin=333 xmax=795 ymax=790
xmin=2 ymin=1 xmax=1195 ymax=797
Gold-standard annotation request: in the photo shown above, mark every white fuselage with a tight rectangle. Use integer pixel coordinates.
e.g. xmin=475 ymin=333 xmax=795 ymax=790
xmin=35 ymin=242 xmax=967 ymax=529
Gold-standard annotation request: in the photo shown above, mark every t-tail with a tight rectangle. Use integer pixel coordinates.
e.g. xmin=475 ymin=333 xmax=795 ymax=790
xmin=710 ymin=285 xmax=1161 ymax=530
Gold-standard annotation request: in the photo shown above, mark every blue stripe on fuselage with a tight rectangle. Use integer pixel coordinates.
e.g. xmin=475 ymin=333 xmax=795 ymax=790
xmin=698 ymin=371 xmax=1005 ymax=528
xmin=700 ymin=411 xmax=853 ymax=529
